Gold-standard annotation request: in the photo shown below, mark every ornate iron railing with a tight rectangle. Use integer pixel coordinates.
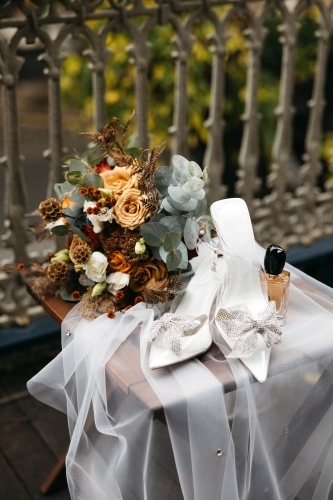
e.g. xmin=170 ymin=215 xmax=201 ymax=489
xmin=1 ymin=0 xmax=333 ymax=325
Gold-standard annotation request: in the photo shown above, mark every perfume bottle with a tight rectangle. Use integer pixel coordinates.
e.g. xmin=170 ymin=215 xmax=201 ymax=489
xmin=264 ymin=244 xmax=290 ymax=326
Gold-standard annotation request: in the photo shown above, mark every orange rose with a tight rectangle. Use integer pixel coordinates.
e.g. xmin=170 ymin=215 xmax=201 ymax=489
xmin=100 ymin=166 xmax=137 ymax=196
xmin=108 ymin=250 xmax=135 ymax=274
xmin=129 ymin=258 xmax=167 ymax=292
xmin=113 ymin=188 xmax=150 ymax=230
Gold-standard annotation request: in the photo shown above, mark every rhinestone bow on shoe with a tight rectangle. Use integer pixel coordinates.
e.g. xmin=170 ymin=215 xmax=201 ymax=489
xmin=215 ymin=301 xmax=282 ymax=359
xmin=148 ymin=313 xmax=208 ymax=358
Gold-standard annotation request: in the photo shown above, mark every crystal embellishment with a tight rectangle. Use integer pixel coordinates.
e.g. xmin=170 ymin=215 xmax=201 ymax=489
xmin=148 ymin=313 xmax=208 ymax=358
xmin=216 ymin=301 xmax=282 ymax=358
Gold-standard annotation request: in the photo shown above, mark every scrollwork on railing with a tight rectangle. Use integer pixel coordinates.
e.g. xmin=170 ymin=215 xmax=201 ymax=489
xmin=1 ymin=0 xmax=333 ymax=324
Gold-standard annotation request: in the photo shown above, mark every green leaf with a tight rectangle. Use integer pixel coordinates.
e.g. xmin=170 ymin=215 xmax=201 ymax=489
xmin=82 ymin=173 xmax=104 ymax=188
xmin=140 ymin=222 xmax=169 ymax=246
xmin=126 ymin=147 xmax=140 ymax=157
xmin=188 ymin=161 xmax=202 ymax=177
xmin=177 ymin=241 xmax=189 ymax=269
xmin=50 ymin=225 xmax=70 ymax=236
xmin=184 ymin=218 xmax=200 ymax=250
xmin=70 ymin=224 xmax=91 ymax=243
xmin=168 ymin=185 xmax=191 ymax=204
xmin=163 ymin=231 xmax=181 ymax=253
xmin=66 ymin=170 xmax=84 ymax=185
xmin=159 ymin=215 xmax=186 ymax=234
xmin=60 ymin=290 xmax=80 ymax=302
xmin=167 ymin=196 xmax=198 ymax=212
xmin=68 ymin=159 xmax=87 ymax=173
xmin=166 ymin=249 xmax=182 ymax=271
xmin=61 ymin=154 xmax=77 ymax=163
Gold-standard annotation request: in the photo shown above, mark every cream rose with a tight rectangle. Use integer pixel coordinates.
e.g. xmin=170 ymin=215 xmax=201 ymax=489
xmin=100 ymin=166 xmax=137 ymax=196
xmin=129 ymin=258 xmax=167 ymax=292
xmin=83 ymin=251 xmax=108 ymax=282
xmin=106 ymin=272 xmax=130 ymax=296
xmin=113 ymin=188 xmax=149 ymax=230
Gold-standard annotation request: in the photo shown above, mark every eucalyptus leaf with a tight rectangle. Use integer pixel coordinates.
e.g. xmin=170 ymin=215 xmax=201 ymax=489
xmin=161 ymin=198 xmax=181 ymax=215
xmin=156 ymin=166 xmax=173 ymax=196
xmin=172 ymin=155 xmax=189 ymax=184
xmin=184 ymin=218 xmax=200 ymax=250
xmin=150 ymin=245 xmax=162 ymax=260
xmin=51 ymin=225 xmax=70 ymax=236
xmin=177 ymin=241 xmax=188 ymax=270
xmin=188 ymin=161 xmax=202 ymax=177
xmin=140 ymin=222 xmax=169 ymax=246
xmin=167 ymin=196 xmax=198 ymax=212
xmin=181 ymin=182 xmax=206 ymax=200
xmin=68 ymin=159 xmax=87 ymax=173
xmin=159 ymin=215 xmax=186 ymax=234
xmin=65 ymin=170 xmax=84 ymax=185
xmin=190 ymin=197 xmax=208 ymax=217
xmin=159 ymin=246 xmax=169 ymax=263
xmin=163 ymin=231 xmax=181 ymax=253
xmin=70 ymin=224 xmax=91 ymax=242
xmin=150 ymin=213 xmax=165 ymax=223
xmin=166 ymin=249 xmax=182 ymax=271
xmin=168 ymin=185 xmax=191 ymax=204
xmin=60 ymin=290 xmax=81 ymax=302
xmin=82 ymin=173 xmax=104 ymax=188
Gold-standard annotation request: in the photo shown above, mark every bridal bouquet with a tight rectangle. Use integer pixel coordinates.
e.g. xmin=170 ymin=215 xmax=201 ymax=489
xmin=17 ymin=115 xmax=211 ymax=319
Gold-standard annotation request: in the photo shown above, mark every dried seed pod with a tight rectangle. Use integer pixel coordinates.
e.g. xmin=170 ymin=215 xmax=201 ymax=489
xmin=39 ymin=198 xmax=62 ymax=222
xmin=47 ymin=261 xmax=68 ymax=282
xmin=72 ymin=245 xmax=92 ymax=265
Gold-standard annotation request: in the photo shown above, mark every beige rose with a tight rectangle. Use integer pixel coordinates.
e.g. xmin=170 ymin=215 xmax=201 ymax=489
xmin=100 ymin=166 xmax=137 ymax=196
xmin=129 ymin=258 xmax=167 ymax=292
xmin=113 ymin=188 xmax=149 ymax=230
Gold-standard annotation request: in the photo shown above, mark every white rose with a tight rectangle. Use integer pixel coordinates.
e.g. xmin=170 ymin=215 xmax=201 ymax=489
xmin=83 ymin=200 xmax=96 ymax=212
xmin=46 ymin=219 xmax=66 ymax=231
xmin=97 ymin=207 xmax=113 ymax=222
xmin=83 ymin=252 xmax=108 ymax=283
xmin=105 ymin=271 xmax=130 ymax=295
xmin=87 ymin=214 xmax=104 ymax=233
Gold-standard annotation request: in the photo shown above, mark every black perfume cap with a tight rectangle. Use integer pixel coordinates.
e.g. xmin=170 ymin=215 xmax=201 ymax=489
xmin=264 ymin=244 xmax=286 ymax=275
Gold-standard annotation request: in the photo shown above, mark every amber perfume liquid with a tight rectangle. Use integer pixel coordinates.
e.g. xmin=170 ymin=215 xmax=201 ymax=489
xmin=265 ymin=270 xmax=290 ymax=326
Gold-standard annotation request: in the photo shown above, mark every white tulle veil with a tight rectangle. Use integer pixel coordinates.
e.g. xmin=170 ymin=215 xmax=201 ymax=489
xmin=27 ymin=246 xmax=333 ymax=500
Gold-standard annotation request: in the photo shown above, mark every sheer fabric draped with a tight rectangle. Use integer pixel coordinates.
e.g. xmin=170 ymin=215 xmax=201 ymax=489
xmin=28 ymin=249 xmax=333 ymax=500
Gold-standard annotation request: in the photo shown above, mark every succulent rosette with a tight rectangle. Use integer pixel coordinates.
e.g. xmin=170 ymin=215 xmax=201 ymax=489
xmin=32 ymin=115 xmax=212 ymax=319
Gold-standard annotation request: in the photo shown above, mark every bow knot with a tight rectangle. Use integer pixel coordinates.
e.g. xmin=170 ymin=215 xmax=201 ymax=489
xmin=148 ymin=313 xmax=208 ymax=358
xmin=216 ymin=301 xmax=282 ymax=358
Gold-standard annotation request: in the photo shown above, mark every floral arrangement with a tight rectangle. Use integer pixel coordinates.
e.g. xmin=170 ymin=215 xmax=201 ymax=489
xmin=10 ymin=115 xmax=211 ymax=320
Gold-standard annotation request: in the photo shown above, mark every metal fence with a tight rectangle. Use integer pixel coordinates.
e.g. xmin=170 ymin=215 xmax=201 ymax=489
xmin=1 ymin=0 xmax=333 ymax=325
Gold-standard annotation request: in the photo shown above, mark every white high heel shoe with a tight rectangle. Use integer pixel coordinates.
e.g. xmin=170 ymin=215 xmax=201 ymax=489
xmin=148 ymin=253 xmax=219 ymax=369
xmin=210 ymin=198 xmax=282 ymax=383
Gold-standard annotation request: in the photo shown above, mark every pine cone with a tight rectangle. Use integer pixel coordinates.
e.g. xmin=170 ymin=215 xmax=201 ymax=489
xmin=39 ymin=198 xmax=62 ymax=222
xmin=72 ymin=245 xmax=91 ymax=265
xmin=47 ymin=261 xmax=68 ymax=282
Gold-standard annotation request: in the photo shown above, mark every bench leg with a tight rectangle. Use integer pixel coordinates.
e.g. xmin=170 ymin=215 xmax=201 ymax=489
xmin=40 ymin=450 xmax=67 ymax=495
